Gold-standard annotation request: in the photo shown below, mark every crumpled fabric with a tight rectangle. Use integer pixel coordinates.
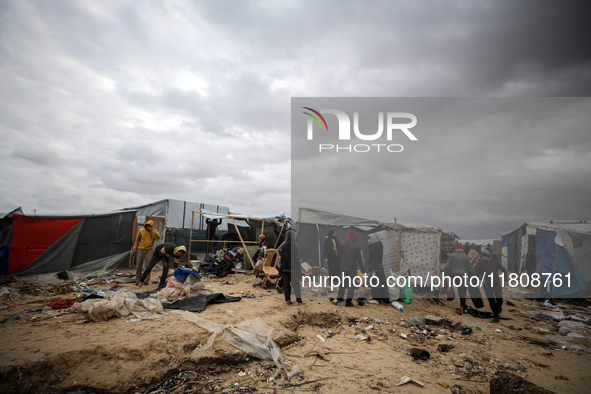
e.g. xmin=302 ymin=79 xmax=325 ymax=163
xmin=70 ymin=291 xmax=164 ymax=321
xmin=49 ymin=299 xmax=75 ymax=310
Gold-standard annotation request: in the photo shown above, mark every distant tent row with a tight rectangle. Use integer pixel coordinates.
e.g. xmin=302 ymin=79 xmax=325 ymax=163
xmin=502 ymin=221 xmax=591 ymax=297
xmin=296 ymin=207 xmax=450 ymax=280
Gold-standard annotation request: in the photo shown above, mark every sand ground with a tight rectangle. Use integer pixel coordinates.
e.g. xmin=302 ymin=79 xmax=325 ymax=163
xmin=0 ymin=268 xmax=589 ymax=393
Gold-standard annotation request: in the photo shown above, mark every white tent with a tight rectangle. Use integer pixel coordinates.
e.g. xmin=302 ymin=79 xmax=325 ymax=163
xmin=296 ymin=207 xmax=443 ymax=279
xmin=501 ymin=220 xmax=591 ymax=297
xmin=123 ymin=199 xmax=230 ymax=230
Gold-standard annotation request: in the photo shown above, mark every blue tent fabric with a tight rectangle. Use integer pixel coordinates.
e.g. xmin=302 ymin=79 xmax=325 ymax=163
xmin=173 ymin=267 xmax=202 ymax=282
xmin=552 ymin=245 xmax=587 ymax=297
xmin=501 ymin=235 xmax=508 ymax=247
xmin=536 ymin=229 xmax=557 ymax=276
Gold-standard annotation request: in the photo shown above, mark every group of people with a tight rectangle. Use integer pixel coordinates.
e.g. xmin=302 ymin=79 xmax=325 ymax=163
xmin=132 ymin=220 xmax=187 ymax=288
xmin=442 ymin=242 xmax=507 ymax=322
xmin=322 ymin=229 xmax=507 ymax=321
xmin=322 ymin=228 xmax=390 ymax=307
xmin=131 ymin=221 xmax=507 ymax=323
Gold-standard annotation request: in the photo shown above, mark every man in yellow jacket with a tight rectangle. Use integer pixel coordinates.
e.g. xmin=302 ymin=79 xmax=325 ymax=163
xmin=132 ymin=220 xmax=160 ymax=285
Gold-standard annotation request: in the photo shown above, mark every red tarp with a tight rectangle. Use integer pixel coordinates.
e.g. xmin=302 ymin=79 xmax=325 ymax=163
xmin=8 ymin=215 xmax=82 ymax=274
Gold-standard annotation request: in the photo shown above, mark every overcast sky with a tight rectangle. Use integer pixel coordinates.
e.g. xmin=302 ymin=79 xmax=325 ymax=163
xmin=0 ymin=1 xmax=589 ymax=239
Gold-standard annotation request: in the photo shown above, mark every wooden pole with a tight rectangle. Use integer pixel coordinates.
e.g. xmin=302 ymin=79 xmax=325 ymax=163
xmin=205 ymin=219 xmax=210 ymax=259
xmin=232 ymin=217 xmax=255 ymax=269
xmin=274 ymin=222 xmax=286 ymax=248
xmin=189 ymin=211 xmax=194 ymax=266
xmin=397 ymin=227 xmax=402 ymax=272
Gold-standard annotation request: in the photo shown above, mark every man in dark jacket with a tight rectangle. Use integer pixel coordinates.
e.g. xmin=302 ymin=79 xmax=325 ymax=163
xmin=334 ymin=229 xmax=365 ymax=307
xmin=323 ymin=228 xmax=340 ymax=278
xmin=368 ymin=233 xmax=389 ymax=304
xmin=477 ymin=249 xmax=508 ymax=322
xmin=138 ymin=243 xmax=187 ymax=289
xmin=442 ymin=242 xmax=473 ymax=313
xmin=279 ymin=230 xmax=303 ymax=305
xmin=206 ymin=218 xmax=221 ymax=254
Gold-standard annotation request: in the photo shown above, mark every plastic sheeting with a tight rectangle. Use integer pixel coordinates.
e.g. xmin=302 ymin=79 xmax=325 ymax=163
xmin=151 ymin=275 xmax=220 ymax=303
xmin=182 ymin=313 xmax=300 ymax=381
xmin=9 ymin=215 xmax=83 ymax=274
xmin=124 ymin=199 xmax=230 ymax=230
xmin=503 ymin=221 xmax=591 ymax=297
xmin=163 ymin=293 xmax=241 ymax=313
xmin=70 ymin=291 xmax=165 ymax=321
xmin=11 ymin=211 xmax=135 ymax=276
xmin=400 ymin=229 xmax=441 ymax=278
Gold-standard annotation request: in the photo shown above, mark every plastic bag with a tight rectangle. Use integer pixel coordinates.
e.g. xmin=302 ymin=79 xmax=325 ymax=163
xmin=182 ymin=312 xmax=300 ymax=381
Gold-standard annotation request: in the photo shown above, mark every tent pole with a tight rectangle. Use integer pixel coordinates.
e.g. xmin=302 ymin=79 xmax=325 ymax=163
xmin=397 ymin=228 xmax=402 ymax=271
xmin=232 ymin=217 xmax=255 ymax=269
xmin=189 ymin=211 xmax=194 ymax=267
xmin=274 ymin=222 xmax=285 ymax=248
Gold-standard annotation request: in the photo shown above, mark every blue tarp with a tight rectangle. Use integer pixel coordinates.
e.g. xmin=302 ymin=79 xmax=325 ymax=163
xmin=535 ymin=228 xmax=587 ymax=297
xmin=173 ymin=267 xmax=202 ymax=282
xmin=552 ymin=245 xmax=587 ymax=297
xmin=536 ymin=229 xmax=557 ymax=277
xmin=501 ymin=235 xmax=508 ymax=247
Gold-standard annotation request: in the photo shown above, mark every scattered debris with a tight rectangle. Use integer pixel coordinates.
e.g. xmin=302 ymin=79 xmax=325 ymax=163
xmin=395 ymin=376 xmax=424 ymax=387
xmin=410 ymin=348 xmax=430 ymax=360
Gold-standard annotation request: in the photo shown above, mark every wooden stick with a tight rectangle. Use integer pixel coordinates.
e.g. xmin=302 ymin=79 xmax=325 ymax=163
xmin=189 ymin=211 xmax=195 ymax=262
xmin=286 ymin=377 xmax=331 ymax=388
xmin=274 ymin=222 xmax=285 ymax=248
xmin=397 ymin=227 xmax=402 ymax=271
xmin=232 ymin=217 xmax=255 ymax=269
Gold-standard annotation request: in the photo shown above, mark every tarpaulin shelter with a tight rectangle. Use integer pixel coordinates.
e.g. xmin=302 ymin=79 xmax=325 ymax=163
xmin=501 ymin=221 xmax=591 ymax=297
xmin=122 ymin=199 xmax=232 ymax=257
xmin=0 ymin=210 xmax=136 ymax=277
xmin=123 ymin=199 xmax=230 ymax=230
xmin=296 ymin=207 xmax=443 ymax=279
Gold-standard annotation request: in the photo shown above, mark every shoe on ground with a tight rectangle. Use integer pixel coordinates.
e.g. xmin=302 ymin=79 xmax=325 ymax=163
xmin=286 ymin=300 xmax=293 ymax=305
xmin=492 ymin=317 xmax=500 ymax=323
xmin=345 ymin=301 xmax=354 ymax=307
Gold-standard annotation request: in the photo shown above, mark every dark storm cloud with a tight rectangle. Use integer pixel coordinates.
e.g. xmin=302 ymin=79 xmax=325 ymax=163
xmin=292 ymin=98 xmax=591 ymax=238
xmin=0 ymin=0 xmax=589 ymax=235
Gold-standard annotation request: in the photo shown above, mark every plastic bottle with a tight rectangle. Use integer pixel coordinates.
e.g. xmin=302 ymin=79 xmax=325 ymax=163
xmin=391 ymin=301 xmax=404 ymax=311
